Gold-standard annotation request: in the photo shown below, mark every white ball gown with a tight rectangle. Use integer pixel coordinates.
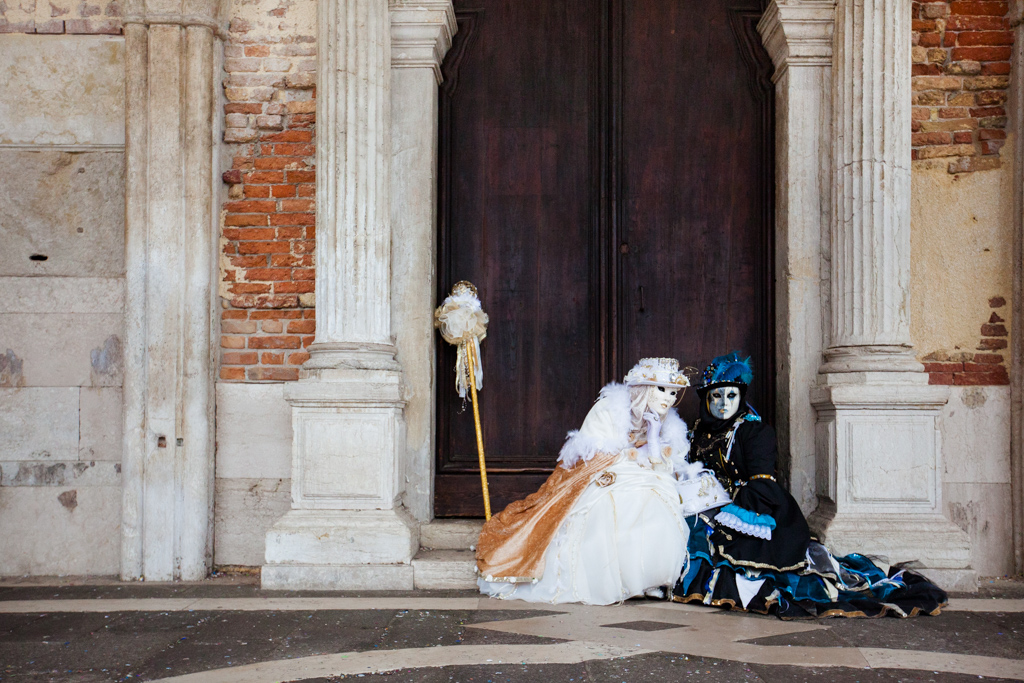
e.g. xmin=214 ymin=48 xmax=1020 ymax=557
xmin=476 ymin=382 xmax=690 ymax=605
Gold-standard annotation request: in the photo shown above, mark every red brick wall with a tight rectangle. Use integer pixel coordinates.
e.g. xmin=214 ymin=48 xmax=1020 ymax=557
xmin=911 ymin=0 xmax=1014 ymax=173
xmin=218 ymin=17 xmax=317 ymax=382
xmin=923 ymin=297 xmax=1010 ymax=385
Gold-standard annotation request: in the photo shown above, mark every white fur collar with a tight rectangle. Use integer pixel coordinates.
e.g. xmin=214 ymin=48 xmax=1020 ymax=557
xmin=557 ymin=382 xmax=690 ymax=468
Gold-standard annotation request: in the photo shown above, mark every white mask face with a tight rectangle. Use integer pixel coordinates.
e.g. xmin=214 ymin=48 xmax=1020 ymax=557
xmin=649 ymin=385 xmax=679 ymax=418
xmin=708 ymin=386 xmax=741 ymax=420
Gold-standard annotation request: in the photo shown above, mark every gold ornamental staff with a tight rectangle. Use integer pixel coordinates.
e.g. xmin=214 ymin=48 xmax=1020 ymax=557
xmin=434 ymin=281 xmax=492 ymax=519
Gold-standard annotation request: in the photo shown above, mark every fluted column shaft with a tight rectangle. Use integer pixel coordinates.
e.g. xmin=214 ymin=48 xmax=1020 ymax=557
xmin=825 ymin=0 xmax=919 ymax=373
xmin=311 ymin=0 xmax=395 ymax=366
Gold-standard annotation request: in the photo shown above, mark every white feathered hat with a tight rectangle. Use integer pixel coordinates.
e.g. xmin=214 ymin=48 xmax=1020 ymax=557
xmin=623 ymin=357 xmax=690 ymax=388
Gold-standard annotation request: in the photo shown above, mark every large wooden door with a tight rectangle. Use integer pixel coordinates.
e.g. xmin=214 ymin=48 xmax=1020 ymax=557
xmin=435 ymin=0 xmax=774 ymax=517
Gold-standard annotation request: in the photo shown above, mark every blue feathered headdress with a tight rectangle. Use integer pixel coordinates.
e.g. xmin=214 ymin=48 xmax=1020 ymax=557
xmin=699 ymin=352 xmax=754 ymax=389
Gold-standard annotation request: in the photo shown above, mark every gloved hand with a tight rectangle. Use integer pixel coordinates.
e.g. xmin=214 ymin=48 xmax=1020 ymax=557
xmin=643 ymin=411 xmax=662 ymax=462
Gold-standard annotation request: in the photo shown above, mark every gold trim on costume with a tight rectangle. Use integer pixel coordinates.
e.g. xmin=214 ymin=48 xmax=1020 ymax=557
xmin=716 ymin=545 xmax=808 ymax=572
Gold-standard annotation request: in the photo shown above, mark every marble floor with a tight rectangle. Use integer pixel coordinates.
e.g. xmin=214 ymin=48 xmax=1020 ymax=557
xmin=0 ymin=577 xmax=1022 ymax=682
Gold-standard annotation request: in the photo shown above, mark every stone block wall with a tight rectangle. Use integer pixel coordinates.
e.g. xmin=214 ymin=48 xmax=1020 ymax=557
xmin=911 ymin=0 xmax=1014 ymax=173
xmin=0 ymin=35 xmax=126 ymax=576
xmin=217 ymin=0 xmax=317 ymax=382
xmin=0 ymin=0 xmax=122 ymax=34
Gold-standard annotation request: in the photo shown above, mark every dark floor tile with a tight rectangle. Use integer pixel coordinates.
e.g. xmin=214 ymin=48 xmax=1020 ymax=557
xmin=749 ymin=665 xmax=1022 ymax=683
xmin=824 ymin=611 xmax=1024 ymax=660
xmin=316 ymin=662 xmax=593 ymax=683
xmin=587 ymin=653 xmax=765 ymax=682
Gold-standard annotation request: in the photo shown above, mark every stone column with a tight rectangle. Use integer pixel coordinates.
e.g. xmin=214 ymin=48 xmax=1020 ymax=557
xmin=757 ymin=0 xmax=834 ymax=514
xmin=389 ymin=0 xmax=456 ymax=522
xmin=121 ymin=0 xmax=222 ymax=581
xmin=262 ymin=0 xmax=419 ymax=589
xmin=808 ymin=0 xmax=974 ymax=590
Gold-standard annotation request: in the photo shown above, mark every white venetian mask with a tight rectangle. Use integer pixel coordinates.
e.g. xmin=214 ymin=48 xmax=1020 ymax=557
xmin=649 ymin=385 xmax=678 ymax=419
xmin=708 ymin=386 xmax=741 ymax=420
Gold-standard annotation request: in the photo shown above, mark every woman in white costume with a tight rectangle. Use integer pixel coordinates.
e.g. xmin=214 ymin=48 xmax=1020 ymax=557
xmin=476 ymin=358 xmax=691 ymax=605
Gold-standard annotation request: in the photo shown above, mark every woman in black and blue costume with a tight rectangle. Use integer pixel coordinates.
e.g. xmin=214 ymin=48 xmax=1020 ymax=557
xmin=672 ymin=352 xmax=948 ymax=619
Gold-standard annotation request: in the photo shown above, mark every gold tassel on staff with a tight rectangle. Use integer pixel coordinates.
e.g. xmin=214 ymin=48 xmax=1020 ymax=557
xmin=434 ymin=281 xmax=492 ymax=519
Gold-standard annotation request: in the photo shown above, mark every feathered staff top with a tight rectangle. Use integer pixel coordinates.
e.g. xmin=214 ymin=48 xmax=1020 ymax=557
xmin=556 ymin=382 xmax=690 ymax=469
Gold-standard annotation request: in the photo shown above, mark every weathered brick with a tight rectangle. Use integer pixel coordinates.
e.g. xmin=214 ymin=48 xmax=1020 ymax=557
xmin=237 ymin=241 xmax=291 ymax=254
xmin=981 ymin=323 xmax=1008 ymax=337
xmin=953 ymin=130 xmax=974 ymax=143
xmin=913 ymin=131 xmax=952 ymax=145
xmin=287 ymin=170 xmax=316 ymax=183
xmin=221 ymin=336 xmax=246 ymax=349
xmin=964 ymin=75 xmax=1011 ymax=90
xmin=919 ymin=118 xmax=977 ymax=132
xmin=978 ymin=128 xmax=1006 ymax=140
xmin=990 ymin=296 xmax=1007 ymax=307
xmin=287 ymin=320 xmax=316 ymax=334
xmin=977 ymin=337 xmax=1008 ymax=350
xmin=256 ymin=114 xmax=284 ymax=130
xmin=248 ymin=335 xmax=302 ymax=349
xmin=224 ymin=214 xmax=270 ymax=227
xmin=288 ymin=352 xmax=311 ymax=365
xmin=954 ymin=369 xmax=1010 ymax=385
xmin=224 ymin=128 xmax=258 ymax=143
xmin=261 ymin=351 xmax=285 ymax=364
xmin=916 ymin=143 xmax=975 ymax=158
xmin=220 ymin=367 xmax=247 ymax=381
xmin=928 ymin=372 xmax=956 ymax=385
xmin=275 ymin=281 xmax=315 ymax=294
xmin=261 ymin=320 xmax=284 ymax=333
xmin=973 ymin=353 xmax=1004 ymax=364
xmin=229 ymin=282 xmax=272 ymax=295
xmin=912 ymin=91 xmax=947 ymax=106
xmin=231 ymin=294 xmax=300 ymax=309
xmin=270 ymin=212 xmax=316 ymax=226
xmin=944 ymin=60 xmax=982 ymax=75
xmin=223 ymin=351 xmax=258 ymax=364
xmin=956 ymin=30 xmax=1014 ymax=46
xmin=245 ymin=268 xmax=292 ymax=281
xmin=975 ymin=90 xmax=1007 ymax=106
xmin=912 ymin=75 xmax=962 ymax=91
xmin=222 ymin=320 xmax=258 ymax=334
xmin=225 ymin=200 xmax=277 ymax=213
xmin=949 ymin=2 xmax=1010 ymax=16
xmin=938 ymin=107 xmax=970 ymax=118
xmin=250 ymin=310 xmax=303 ymax=320
xmin=951 ymin=46 xmax=1012 ymax=61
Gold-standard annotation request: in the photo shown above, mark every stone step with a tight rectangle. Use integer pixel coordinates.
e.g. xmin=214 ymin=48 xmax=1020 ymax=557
xmin=419 ymin=519 xmax=484 ymax=550
xmin=412 ymin=549 xmax=478 ymax=590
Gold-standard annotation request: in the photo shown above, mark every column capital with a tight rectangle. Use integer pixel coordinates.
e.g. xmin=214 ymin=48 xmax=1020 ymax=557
xmin=757 ymin=0 xmax=835 ymax=81
xmin=390 ymin=0 xmax=457 ymax=84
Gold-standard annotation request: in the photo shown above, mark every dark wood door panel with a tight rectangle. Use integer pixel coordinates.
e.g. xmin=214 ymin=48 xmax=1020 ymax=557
xmin=435 ymin=0 xmax=775 ymax=516
xmin=437 ymin=0 xmax=604 ymax=482
xmin=618 ymin=0 xmax=774 ymax=423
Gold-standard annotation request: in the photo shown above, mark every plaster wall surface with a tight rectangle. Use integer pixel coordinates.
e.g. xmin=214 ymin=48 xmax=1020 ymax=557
xmin=910 ymin=151 xmax=1015 ymax=359
xmin=214 ymin=382 xmax=292 ymax=566
xmin=0 ymin=34 xmax=125 ymax=576
xmin=940 ymin=386 xmax=1014 ymax=576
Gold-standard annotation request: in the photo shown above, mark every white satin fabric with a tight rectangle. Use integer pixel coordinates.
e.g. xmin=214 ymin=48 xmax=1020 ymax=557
xmin=479 ymin=452 xmax=689 ymax=605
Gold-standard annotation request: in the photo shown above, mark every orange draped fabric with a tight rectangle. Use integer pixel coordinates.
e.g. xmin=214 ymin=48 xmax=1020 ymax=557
xmin=475 ymin=451 xmax=618 ymax=582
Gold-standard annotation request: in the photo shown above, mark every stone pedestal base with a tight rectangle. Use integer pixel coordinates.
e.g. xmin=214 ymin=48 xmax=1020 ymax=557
xmin=807 ymin=504 xmax=976 ymax=592
xmin=262 ymin=508 xmax=418 ymax=590
xmin=261 ymin=361 xmax=420 ymax=590
xmin=810 ymin=377 xmax=976 ymax=592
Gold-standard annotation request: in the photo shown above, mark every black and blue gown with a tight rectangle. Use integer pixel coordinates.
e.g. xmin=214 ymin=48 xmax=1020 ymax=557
xmin=672 ymin=403 xmax=949 ymax=619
